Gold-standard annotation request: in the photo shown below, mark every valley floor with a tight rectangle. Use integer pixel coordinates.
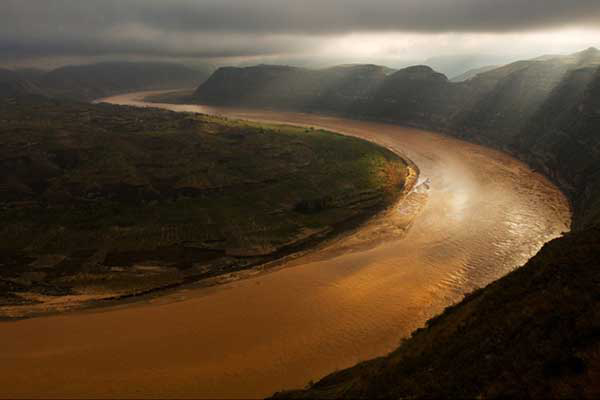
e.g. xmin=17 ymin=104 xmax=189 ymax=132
xmin=0 ymin=92 xmax=569 ymax=398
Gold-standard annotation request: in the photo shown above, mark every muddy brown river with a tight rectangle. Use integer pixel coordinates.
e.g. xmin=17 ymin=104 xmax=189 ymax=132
xmin=0 ymin=91 xmax=571 ymax=398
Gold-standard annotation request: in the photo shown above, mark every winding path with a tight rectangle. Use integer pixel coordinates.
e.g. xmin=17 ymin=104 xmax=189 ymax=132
xmin=0 ymin=91 xmax=571 ymax=398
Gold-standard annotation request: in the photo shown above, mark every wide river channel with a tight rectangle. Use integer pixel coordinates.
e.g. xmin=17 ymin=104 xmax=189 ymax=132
xmin=0 ymin=91 xmax=571 ymax=398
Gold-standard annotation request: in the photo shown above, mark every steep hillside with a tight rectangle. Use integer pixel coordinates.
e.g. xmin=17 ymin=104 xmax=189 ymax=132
xmin=364 ymin=65 xmax=461 ymax=126
xmin=450 ymin=65 xmax=499 ymax=82
xmin=194 ymin=64 xmax=392 ymax=112
xmin=0 ymin=62 xmax=211 ymax=102
xmin=274 ymin=225 xmax=600 ymax=399
xmin=514 ymin=66 xmax=600 ymax=228
xmin=0 ymin=95 xmax=411 ymax=316
xmin=39 ymin=62 xmax=210 ymax=101
xmin=0 ymin=69 xmax=46 ymax=98
xmin=454 ymin=48 xmax=600 ymax=143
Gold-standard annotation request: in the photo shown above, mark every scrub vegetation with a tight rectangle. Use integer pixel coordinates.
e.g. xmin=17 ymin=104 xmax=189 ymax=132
xmin=0 ymin=95 xmax=410 ymax=311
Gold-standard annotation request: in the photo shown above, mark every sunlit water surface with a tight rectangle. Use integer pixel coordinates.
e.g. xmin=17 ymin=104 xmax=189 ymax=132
xmin=0 ymin=91 xmax=571 ymax=398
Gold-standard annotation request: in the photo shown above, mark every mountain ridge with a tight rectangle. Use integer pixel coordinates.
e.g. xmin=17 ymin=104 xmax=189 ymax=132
xmin=0 ymin=61 xmax=212 ymax=101
xmin=194 ymin=48 xmax=600 ymax=228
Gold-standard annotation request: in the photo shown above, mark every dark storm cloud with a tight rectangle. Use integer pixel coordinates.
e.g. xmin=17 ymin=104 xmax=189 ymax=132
xmin=6 ymin=0 xmax=600 ymax=34
xmin=2 ymin=0 xmax=600 ymax=60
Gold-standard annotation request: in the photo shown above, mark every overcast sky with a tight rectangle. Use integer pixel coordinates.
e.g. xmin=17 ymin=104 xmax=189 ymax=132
xmin=3 ymin=0 xmax=600 ymax=74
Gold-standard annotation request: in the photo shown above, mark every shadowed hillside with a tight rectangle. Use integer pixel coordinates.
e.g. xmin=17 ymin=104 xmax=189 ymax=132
xmin=0 ymin=62 xmax=212 ymax=101
xmin=0 ymin=69 xmax=46 ymax=98
xmin=450 ymin=65 xmax=499 ymax=82
xmin=274 ymin=226 xmax=600 ymax=399
xmin=195 ymin=64 xmax=393 ymax=111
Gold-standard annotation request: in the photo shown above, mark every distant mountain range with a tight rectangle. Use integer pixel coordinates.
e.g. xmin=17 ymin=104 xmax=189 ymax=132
xmin=450 ymin=65 xmax=499 ymax=82
xmin=0 ymin=61 xmax=211 ymax=101
xmin=423 ymin=53 xmax=516 ymax=79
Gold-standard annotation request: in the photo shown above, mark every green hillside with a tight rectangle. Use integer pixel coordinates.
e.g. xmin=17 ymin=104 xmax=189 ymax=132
xmin=0 ymin=96 xmax=410 ymax=313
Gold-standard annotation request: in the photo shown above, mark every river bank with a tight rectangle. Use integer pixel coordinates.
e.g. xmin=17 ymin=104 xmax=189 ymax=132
xmin=0 ymin=91 xmax=570 ymax=399
xmin=0 ymin=95 xmax=414 ymax=319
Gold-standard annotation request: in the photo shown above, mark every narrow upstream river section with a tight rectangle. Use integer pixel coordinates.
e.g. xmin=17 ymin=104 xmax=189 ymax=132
xmin=0 ymin=91 xmax=571 ymax=399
